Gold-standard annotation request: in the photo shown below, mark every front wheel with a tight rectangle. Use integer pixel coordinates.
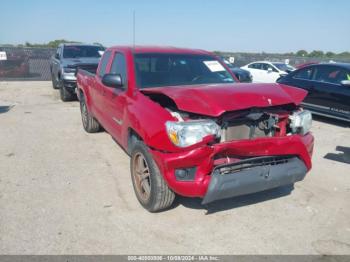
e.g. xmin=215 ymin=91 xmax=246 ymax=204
xmin=51 ymin=71 xmax=60 ymax=89
xmin=59 ymin=84 xmax=75 ymax=102
xmin=130 ymin=141 xmax=175 ymax=212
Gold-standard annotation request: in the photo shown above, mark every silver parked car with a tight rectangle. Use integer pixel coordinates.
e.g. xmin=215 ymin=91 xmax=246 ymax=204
xmin=50 ymin=43 xmax=105 ymax=101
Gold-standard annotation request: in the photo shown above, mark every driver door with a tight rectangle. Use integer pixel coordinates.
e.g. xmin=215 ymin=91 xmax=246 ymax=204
xmin=247 ymin=63 xmax=263 ymax=82
xmin=92 ymin=50 xmax=112 ymax=122
xmin=311 ymin=65 xmax=350 ymax=119
xmin=101 ymin=51 xmax=128 ymax=141
xmin=261 ymin=63 xmax=280 ymax=83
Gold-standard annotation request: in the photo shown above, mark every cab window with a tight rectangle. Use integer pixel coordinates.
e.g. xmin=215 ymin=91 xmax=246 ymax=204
xmin=55 ymin=48 xmax=61 ymax=59
xmin=110 ymin=52 xmax=128 ymax=88
xmin=98 ymin=50 xmax=112 ymax=77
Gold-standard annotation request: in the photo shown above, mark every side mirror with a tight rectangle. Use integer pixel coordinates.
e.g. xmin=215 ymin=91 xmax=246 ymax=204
xmin=55 ymin=53 xmax=60 ymax=60
xmin=340 ymin=80 xmax=350 ymax=87
xmin=102 ymin=73 xmax=124 ymax=88
xmin=267 ymin=67 xmax=273 ymax=73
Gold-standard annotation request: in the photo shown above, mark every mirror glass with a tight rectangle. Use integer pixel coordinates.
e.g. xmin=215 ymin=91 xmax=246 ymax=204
xmin=102 ymin=74 xmax=123 ymax=88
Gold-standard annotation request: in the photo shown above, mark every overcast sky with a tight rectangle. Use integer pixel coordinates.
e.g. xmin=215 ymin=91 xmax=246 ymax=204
xmin=1 ymin=0 xmax=349 ymax=53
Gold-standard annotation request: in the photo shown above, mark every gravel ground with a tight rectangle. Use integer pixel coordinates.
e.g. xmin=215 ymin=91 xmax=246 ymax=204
xmin=0 ymin=81 xmax=349 ymax=255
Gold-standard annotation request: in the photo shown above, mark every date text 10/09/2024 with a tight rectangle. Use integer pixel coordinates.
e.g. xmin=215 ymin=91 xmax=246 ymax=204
xmin=127 ymin=256 xmax=220 ymax=261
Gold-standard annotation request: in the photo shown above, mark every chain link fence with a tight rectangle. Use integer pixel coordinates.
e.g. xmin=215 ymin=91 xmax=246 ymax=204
xmin=1 ymin=46 xmax=349 ymax=81
xmin=0 ymin=46 xmax=55 ymax=81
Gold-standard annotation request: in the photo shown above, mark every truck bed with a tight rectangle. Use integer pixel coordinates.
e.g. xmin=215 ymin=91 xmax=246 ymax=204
xmin=77 ymin=68 xmax=96 ymax=77
xmin=76 ymin=68 xmax=98 ymax=99
xmin=75 ymin=64 xmax=98 ymax=76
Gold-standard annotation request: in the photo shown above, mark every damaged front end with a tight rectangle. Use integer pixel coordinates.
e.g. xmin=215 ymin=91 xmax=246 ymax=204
xmin=142 ymin=89 xmax=314 ymax=204
xmin=202 ymin=155 xmax=307 ymax=204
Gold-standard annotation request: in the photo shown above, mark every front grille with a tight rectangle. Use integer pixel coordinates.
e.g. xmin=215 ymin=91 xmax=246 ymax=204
xmin=215 ymin=156 xmax=293 ymax=175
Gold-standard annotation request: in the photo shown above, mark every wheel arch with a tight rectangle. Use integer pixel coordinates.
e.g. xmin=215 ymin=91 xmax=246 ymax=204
xmin=127 ymin=127 xmax=143 ymax=155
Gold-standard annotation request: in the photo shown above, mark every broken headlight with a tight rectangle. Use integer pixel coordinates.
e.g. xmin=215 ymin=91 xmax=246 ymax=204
xmin=289 ymin=110 xmax=312 ymax=135
xmin=166 ymin=120 xmax=220 ymax=147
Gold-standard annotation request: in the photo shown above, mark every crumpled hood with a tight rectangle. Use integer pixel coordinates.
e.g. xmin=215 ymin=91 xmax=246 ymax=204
xmin=141 ymin=83 xmax=307 ymax=117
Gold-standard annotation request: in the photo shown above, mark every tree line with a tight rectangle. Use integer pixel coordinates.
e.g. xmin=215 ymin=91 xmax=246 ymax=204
xmin=0 ymin=39 xmax=103 ymax=48
xmin=1 ymin=40 xmax=349 ymax=59
xmin=295 ymin=50 xmax=350 ymax=58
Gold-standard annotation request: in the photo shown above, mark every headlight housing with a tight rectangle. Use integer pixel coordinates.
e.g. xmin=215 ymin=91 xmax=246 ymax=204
xmin=166 ymin=120 xmax=221 ymax=147
xmin=63 ymin=67 xmax=76 ymax=73
xmin=289 ymin=110 xmax=312 ymax=135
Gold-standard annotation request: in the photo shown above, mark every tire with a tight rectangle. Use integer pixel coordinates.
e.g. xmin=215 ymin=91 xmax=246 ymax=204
xmin=51 ymin=71 xmax=60 ymax=89
xmin=130 ymin=141 xmax=175 ymax=212
xmin=59 ymin=84 xmax=75 ymax=102
xmin=79 ymin=94 xmax=101 ymax=133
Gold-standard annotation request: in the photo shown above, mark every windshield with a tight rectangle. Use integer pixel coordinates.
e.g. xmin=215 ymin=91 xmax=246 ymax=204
xmin=273 ymin=63 xmax=295 ymax=72
xmin=63 ymin=45 xmax=105 ymax=58
xmin=134 ymin=53 xmax=235 ymax=88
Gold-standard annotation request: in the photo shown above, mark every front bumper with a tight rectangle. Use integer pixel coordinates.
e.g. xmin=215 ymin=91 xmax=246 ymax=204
xmin=62 ymin=80 xmax=77 ymax=92
xmin=150 ymin=133 xmax=314 ymax=199
xmin=62 ymin=73 xmax=77 ymax=92
xmin=202 ymin=156 xmax=307 ymax=204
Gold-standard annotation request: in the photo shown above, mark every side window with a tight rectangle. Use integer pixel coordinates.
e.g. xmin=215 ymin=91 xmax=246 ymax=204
xmin=98 ymin=50 xmax=112 ymax=77
xmin=110 ymin=53 xmax=127 ymax=87
xmin=313 ymin=66 xmax=349 ymax=85
xmin=55 ymin=47 xmax=61 ymax=59
xmin=261 ymin=63 xmax=277 ymax=72
xmin=269 ymin=64 xmax=278 ymax=72
xmin=256 ymin=63 xmax=263 ymax=70
xmin=248 ymin=63 xmax=256 ymax=69
xmin=293 ymin=67 xmax=314 ymax=80
xmin=249 ymin=63 xmax=261 ymax=70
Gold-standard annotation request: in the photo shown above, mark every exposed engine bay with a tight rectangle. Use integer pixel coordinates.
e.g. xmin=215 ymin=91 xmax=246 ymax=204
xmin=144 ymin=92 xmax=296 ymax=143
xmin=219 ymin=111 xmax=280 ymax=141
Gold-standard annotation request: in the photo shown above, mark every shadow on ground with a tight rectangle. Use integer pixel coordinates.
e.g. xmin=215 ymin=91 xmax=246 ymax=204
xmin=174 ymin=184 xmax=294 ymax=214
xmin=0 ymin=105 xmax=14 ymax=114
xmin=324 ymin=146 xmax=350 ymax=164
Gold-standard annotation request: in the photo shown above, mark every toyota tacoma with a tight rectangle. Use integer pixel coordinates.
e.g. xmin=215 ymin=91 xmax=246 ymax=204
xmin=76 ymin=46 xmax=314 ymax=212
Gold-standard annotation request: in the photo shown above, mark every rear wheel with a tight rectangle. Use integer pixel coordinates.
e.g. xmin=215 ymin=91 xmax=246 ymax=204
xmin=79 ymin=94 xmax=101 ymax=133
xmin=130 ymin=141 xmax=175 ymax=212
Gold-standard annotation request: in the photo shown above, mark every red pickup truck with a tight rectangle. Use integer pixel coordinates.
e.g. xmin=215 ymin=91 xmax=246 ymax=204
xmin=77 ymin=46 xmax=314 ymax=212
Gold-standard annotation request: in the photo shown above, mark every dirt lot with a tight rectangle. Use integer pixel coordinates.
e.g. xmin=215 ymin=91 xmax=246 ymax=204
xmin=0 ymin=81 xmax=349 ymax=255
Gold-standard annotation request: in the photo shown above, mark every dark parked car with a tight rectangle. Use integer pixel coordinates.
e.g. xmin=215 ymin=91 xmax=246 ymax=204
xmin=228 ymin=67 xmax=253 ymax=83
xmin=278 ymin=63 xmax=350 ymax=122
xmin=219 ymin=57 xmax=252 ymax=83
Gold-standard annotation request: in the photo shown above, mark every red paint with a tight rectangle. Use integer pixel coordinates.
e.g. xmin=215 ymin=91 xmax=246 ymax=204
xmin=142 ymin=83 xmax=307 ymax=117
xmin=77 ymin=46 xmax=314 ymax=198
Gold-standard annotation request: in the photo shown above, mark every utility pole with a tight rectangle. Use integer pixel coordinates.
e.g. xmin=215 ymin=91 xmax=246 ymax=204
xmin=133 ymin=10 xmax=136 ymax=48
